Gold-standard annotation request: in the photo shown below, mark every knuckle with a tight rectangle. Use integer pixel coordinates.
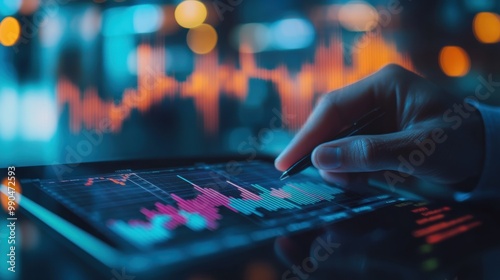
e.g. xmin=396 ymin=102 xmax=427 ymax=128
xmin=378 ymin=64 xmax=409 ymax=80
xmin=351 ymin=137 xmax=379 ymax=169
xmin=381 ymin=63 xmax=405 ymax=73
xmin=319 ymin=91 xmax=338 ymax=107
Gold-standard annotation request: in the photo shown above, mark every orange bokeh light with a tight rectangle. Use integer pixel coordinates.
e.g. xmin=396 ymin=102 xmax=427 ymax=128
xmin=0 ymin=17 xmax=21 ymax=47
xmin=473 ymin=12 xmax=500 ymax=44
xmin=187 ymin=24 xmax=218 ymax=54
xmin=1 ymin=177 xmax=22 ymax=213
xmin=439 ymin=46 xmax=470 ymax=77
xmin=175 ymin=0 xmax=207 ymax=29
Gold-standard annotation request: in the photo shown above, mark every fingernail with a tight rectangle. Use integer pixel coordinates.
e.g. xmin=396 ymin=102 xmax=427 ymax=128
xmin=314 ymin=147 xmax=341 ymax=169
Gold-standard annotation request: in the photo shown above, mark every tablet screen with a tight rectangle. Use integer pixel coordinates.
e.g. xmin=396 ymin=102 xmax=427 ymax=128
xmin=36 ymin=160 xmax=399 ymax=252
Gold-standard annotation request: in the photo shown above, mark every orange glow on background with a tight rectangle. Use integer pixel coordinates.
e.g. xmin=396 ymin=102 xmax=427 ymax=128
xmin=0 ymin=17 xmax=21 ymax=47
xmin=175 ymin=0 xmax=207 ymax=29
xmin=56 ymin=32 xmax=415 ymax=135
xmin=473 ymin=12 xmax=500 ymax=44
xmin=187 ymin=24 xmax=218 ymax=54
xmin=439 ymin=46 xmax=470 ymax=77
xmin=1 ymin=177 xmax=22 ymax=212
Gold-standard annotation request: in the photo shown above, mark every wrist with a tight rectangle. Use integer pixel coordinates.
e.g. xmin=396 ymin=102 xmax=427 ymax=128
xmin=457 ymin=100 xmax=500 ymax=199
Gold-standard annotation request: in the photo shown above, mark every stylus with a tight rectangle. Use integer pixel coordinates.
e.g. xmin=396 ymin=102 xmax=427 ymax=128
xmin=279 ymin=107 xmax=386 ymax=180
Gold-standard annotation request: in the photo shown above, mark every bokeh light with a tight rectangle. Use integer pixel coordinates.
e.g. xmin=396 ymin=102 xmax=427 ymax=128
xmin=187 ymin=24 xmax=217 ymax=54
xmin=234 ymin=23 xmax=271 ymax=53
xmin=0 ymin=16 xmax=21 ymax=47
xmin=244 ymin=261 xmax=277 ymax=280
xmin=20 ymin=92 xmax=58 ymax=140
xmin=270 ymin=18 xmax=315 ymax=50
xmin=80 ymin=7 xmax=102 ymax=41
xmin=465 ymin=0 xmax=495 ymax=11
xmin=132 ymin=4 xmax=164 ymax=34
xmin=439 ymin=46 xmax=470 ymax=77
xmin=20 ymin=0 xmax=40 ymax=15
xmin=1 ymin=177 xmax=22 ymax=213
xmin=0 ymin=0 xmax=21 ymax=16
xmin=39 ymin=17 xmax=62 ymax=47
xmin=338 ymin=1 xmax=379 ymax=32
xmin=0 ymin=89 xmax=17 ymax=140
xmin=473 ymin=12 xmax=500 ymax=44
xmin=175 ymin=0 xmax=207 ymax=29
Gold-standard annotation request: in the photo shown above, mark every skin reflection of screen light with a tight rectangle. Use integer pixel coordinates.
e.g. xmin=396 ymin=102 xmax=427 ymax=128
xmin=473 ymin=12 xmax=500 ymax=44
xmin=439 ymin=46 xmax=470 ymax=77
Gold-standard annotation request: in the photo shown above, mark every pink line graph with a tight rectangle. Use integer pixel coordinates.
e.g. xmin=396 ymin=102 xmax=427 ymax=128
xmin=226 ymin=180 xmax=261 ymax=200
xmin=270 ymin=188 xmax=292 ymax=199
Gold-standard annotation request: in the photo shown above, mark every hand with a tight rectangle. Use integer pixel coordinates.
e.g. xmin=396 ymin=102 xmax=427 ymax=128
xmin=275 ymin=64 xmax=484 ymax=190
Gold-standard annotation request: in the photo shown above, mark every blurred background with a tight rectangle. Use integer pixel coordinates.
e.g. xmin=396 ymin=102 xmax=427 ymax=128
xmin=1 ymin=0 xmax=499 ymax=167
xmin=1 ymin=1 xmax=500 ymax=280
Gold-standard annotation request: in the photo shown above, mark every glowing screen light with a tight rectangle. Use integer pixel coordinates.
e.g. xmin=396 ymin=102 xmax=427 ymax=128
xmin=439 ymin=46 xmax=470 ymax=77
xmin=473 ymin=12 xmax=500 ymax=44
xmin=175 ymin=0 xmax=207 ymax=29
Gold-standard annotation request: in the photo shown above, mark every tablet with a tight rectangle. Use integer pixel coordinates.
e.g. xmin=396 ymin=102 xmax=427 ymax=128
xmin=13 ymin=157 xmax=401 ymax=274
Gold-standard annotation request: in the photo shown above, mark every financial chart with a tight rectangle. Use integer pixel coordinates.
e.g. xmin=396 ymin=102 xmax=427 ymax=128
xmin=38 ymin=160 xmax=399 ymax=249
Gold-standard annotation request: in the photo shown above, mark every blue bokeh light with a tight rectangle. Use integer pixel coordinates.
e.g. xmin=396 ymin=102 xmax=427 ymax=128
xmin=270 ymin=18 xmax=315 ymax=50
xmin=0 ymin=0 xmax=21 ymax=16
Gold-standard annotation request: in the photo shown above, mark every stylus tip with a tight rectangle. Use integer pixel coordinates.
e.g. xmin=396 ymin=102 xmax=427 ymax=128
xmin=280 ymin=173 xmax=289 ymax=181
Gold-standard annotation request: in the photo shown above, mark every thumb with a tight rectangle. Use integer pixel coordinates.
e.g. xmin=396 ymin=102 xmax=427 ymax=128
xmin=311 ymin=131 xmax=421 ymax=173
